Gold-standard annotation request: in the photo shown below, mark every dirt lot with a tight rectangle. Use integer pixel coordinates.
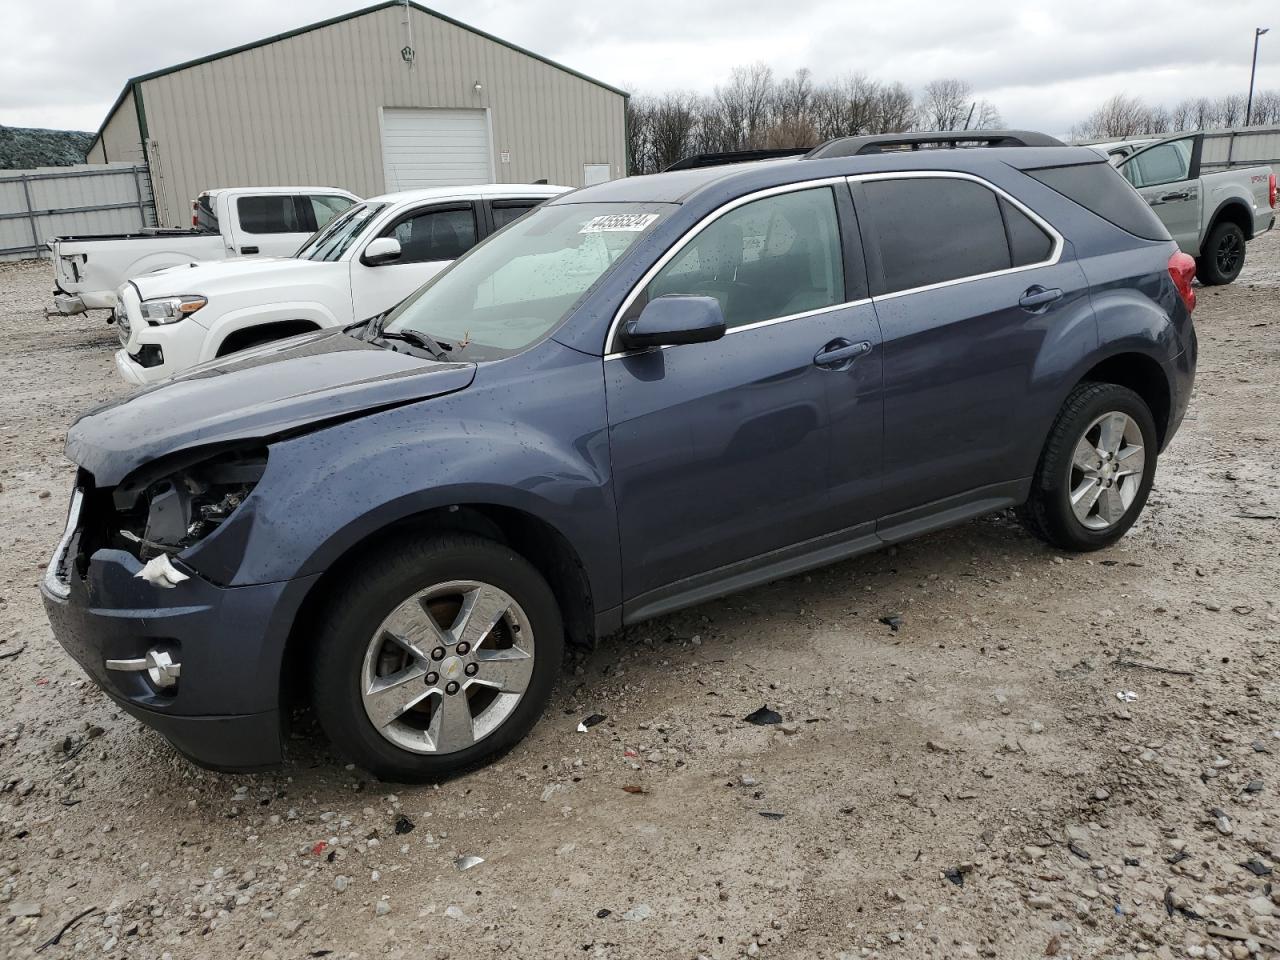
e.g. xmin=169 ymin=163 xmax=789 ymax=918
xmin=1 ymin=235 xmax=1278 ymax=960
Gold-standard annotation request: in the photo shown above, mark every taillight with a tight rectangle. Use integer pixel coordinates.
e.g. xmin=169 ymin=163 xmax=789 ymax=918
xmin=191 ymin=203 xmax=198 ymax=227
xmin=1269 ymin=172 xmax=1277 ymax=209
xmin=1168 ymin=251 xmax=1196 ymax=314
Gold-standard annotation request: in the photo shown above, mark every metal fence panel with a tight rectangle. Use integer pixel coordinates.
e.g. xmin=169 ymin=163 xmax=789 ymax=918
xmin=1200 ymin=126 xmax=1280 ymax=171
xmin=0 ymin=163 xmax=155 ymax=261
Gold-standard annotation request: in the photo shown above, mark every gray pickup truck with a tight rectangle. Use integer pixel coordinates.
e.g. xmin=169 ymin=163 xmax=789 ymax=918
xmin=1090 ymin=133 xmax=1276 ymax=285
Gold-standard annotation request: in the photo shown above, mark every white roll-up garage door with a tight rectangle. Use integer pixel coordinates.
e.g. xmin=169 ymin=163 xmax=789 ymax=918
xmin=381 ymin=108 xmax=493 ymax=191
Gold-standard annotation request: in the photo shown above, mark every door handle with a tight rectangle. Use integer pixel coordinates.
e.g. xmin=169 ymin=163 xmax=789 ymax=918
xmin=1159 ymin=191 xmax=1190 ymax=202
xmin=240 ymin=245 xmax=259 ymax=254
xmin=814 ymin=339 xmax=872 ymax=369
xmin=1018 ymin=285 xmax=1063 ymax=311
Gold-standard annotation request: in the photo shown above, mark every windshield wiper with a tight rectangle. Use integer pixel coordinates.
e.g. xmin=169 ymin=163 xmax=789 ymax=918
xmin=377 ymin=328 xmax=451 ymax=361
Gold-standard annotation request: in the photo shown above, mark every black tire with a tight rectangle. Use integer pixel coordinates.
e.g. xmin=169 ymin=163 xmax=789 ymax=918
xmin=1018 ymin=382 xmax=1158 ymax=552
xmin=309 ymin=534 xmax=563 ymax=782
xmin=1195 ymin=221 xmax=1246 ymax=286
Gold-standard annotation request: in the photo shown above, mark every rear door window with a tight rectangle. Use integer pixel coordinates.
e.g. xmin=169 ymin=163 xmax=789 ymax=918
xmin=382 ymin=204 xmax=479 ymax=264
xmin=308 ymin=195 xmax=355 ymax=230
xmin=861 ymin=177 xmax=1012 ymax=294
xmin=640 ymin=186 xmax=846 ymax=329
xmin=236 ymin=195 xmax=306 ymax=234
xmin=490 ymin=200 xmax=543 ymax=231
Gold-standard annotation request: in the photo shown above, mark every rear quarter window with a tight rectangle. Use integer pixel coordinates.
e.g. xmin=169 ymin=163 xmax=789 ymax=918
xmin=1025 ymin=162 xmax=1170 ymax=242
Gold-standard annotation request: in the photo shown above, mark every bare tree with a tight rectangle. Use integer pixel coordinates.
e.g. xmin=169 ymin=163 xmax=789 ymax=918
xmin=767 ymin=69 xmax=818 ymax=148
xmin=874 ymin=82 xmax=916 ymax=133
xmin=1070 ymin=94 xmax=1167 ymax=139
xmin=917 ymin=78 xmax=974 ymax=130
xmin=714 ymin=63 xmax=775 ymax=150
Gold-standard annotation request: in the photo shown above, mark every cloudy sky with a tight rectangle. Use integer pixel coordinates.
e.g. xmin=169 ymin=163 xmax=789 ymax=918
xmin=1 ymin=0 xmax=1275 ymax=136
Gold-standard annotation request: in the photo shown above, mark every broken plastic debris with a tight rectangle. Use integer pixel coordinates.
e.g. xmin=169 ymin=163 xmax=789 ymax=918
xmin=743 ymin=705 xmax=782 ymax=726
xmin=1116 ymin=690 xmax=1138 ymax=703
xmin=576 ymin=713 xmax=607 ymax=732
xmin=878 ymin=614 xmax=904 ymax=632
xmin=758 ymin=811 xmax=784 ymax=820
xmin=393 ymin=814 xmax=414 ymax=835
xmin=455 ymin=855 xmax=484 ymax=871
xmin=134 ymin=554 xmax=189 ymax=588
xmin=621 ymin=784 xmax=646 ymax=795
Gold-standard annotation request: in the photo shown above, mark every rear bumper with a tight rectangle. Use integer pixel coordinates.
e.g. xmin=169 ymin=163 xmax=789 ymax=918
xmin=52 ymin=293 xmax=86 ymax=315
xmin=1162 ymin=337 xmax=1196 ymax=450
xmin=40 ymin=544 xmax=319 ymax=772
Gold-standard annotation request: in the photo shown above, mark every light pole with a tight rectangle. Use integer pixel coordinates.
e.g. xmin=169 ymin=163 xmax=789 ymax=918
xmin=1246 ymin=27 xmax=1270 ymax=127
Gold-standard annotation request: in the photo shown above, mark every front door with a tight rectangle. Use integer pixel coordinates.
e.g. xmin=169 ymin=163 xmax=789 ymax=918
xmin=854 ymin=173 xmax=1094 ymax=523
xmin=1118 ymin=136 xmax=1202 ymax=252
xmin=349 ymin=202 xmax=480 ymax=319
xmin=606 ymin=184 xmax=883 ymax=610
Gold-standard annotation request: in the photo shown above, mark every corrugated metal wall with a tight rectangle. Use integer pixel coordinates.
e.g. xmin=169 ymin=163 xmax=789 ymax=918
xmin=1200 ymin=125 xmax=1280 ymax=171
xmin=85 ymin=89 xmax=145 ymax=166
xmin=120 ymin=6 xmax=625 ymax=225
xmin=0 ymin=163 xmax=155 ymax=261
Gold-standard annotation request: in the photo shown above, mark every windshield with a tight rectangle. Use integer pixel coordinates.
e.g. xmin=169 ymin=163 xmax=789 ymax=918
xmin=296 ymin=202 xmax=387 ymax=262
xmin=383 ymin=202 xmax=673 ymax=360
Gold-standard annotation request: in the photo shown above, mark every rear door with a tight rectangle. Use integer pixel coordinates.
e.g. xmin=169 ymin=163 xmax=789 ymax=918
xmin=605 ymin=183 xmax=883 ymax=613
xmin=227 ymin=193 xmax=315 ymax=257
xmin=1117 ymin=135 xmax=1203 ymax=252
xmin=348 ymin=201 xmax=480 ymax=319
xmin=853 ymin=172 xmax=1093 ymax=531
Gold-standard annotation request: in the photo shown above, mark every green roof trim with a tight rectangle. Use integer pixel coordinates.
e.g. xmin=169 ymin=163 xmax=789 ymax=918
xmin=90 ymin=0 xmax=628 ymax=149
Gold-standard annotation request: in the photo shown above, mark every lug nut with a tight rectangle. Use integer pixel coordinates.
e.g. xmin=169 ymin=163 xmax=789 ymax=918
xmin=465 ymin=663 xmax=478 ymax=676
xmin=425 ymin=671 xmax=438 ymax=685
xmin=431 ymin=647 xmax=445 ymax=661
xmin=455 ymin=641 xmax=470 ymax=655
xmin=445 ymin=680 xmax=460 ymax=695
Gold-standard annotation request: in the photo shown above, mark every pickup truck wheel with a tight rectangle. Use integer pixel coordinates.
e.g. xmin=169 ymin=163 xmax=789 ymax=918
xmin=1017 ymin=382 xmax=1158 ymax=552
xmin=1195 ymin=221 xmax=1246 ymax=285
xmin=309 ymin=534 xmax=563 ymax=782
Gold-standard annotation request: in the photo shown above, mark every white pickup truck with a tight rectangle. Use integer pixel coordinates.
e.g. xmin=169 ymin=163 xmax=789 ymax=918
xmin=1090 ymin=133 xmax=1276 ymax=285
xmin=48 ymin=186 xmax=359 ymax=314
xmin=112 ymin=183 xmax=568 ymax=385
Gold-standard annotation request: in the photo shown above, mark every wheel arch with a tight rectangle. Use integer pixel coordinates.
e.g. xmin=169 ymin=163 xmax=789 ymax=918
xmin=216 ymin=319 xmax=322 ymax=357
xmin=1076 ymin=351 xmax=1172 ymax=448
xmin=1206 ymin=198 xmax=1254 ymax=241
xmin=279 ymin=502 xmax=597 ymax=711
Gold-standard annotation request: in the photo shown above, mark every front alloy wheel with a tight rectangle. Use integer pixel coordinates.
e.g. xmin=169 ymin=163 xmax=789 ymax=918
xmin=361 ymin=581 xmax=535 ymax=754
xmin=310 ymin=535 xmax=563 ymax=781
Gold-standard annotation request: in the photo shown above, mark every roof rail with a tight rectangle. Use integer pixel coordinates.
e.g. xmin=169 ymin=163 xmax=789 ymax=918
xmin=805 ymin=130 xmax=1065 ymax=159
xmin=663 ymin=148 xmax=811 ymax=172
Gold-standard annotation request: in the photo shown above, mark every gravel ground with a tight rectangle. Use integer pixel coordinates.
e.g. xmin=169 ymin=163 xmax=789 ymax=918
xmin=1 ymin=232 xmax=1279 ymax=960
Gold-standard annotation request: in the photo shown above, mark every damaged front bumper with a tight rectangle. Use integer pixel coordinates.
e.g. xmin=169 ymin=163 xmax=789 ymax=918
xmin=40 ymin=506 xmax=319 ymax=772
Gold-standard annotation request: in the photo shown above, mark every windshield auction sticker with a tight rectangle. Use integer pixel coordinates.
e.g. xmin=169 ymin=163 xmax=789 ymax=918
xmin=579 ymin=213 xmax=659 ymax=234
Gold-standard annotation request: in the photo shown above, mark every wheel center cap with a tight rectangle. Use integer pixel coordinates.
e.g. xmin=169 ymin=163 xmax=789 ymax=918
xmin=440 ymin=656 xmax=465 ymax=682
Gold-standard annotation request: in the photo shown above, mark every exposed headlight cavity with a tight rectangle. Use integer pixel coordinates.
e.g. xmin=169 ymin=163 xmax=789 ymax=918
xmin=140 ymin=295 xmax=207 ymax=324
xmin=111 ymin=448 xmax=267 ymax=558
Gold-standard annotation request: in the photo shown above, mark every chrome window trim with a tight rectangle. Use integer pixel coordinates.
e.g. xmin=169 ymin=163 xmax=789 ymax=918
xmin=852 ymin=170 xmax=1064 ymax=301
xmin=603 ymin=177 xmax=851 ymax=358
xmin=603 ymin=169 xmax=1065 ymax=359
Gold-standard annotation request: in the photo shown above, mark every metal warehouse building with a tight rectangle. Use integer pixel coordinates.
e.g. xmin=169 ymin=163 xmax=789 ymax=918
xmin=86 ymin=1 xmax=627 ymax=226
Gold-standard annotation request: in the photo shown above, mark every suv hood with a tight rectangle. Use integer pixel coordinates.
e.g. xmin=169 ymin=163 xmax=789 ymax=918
xmin=68 ymin=329 xmax=474 ymax=485
xmin=132 ymin=256 xmax=334 ymax=299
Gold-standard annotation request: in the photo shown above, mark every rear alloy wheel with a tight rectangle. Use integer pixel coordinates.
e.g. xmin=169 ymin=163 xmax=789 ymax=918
xmin=1018 ymin=382 xmax=1158 ymax=551
xmin=1195 ymin=221 xmax=1245 ymax=286
xmin=310 ymin=535 xmax=563 ymax=781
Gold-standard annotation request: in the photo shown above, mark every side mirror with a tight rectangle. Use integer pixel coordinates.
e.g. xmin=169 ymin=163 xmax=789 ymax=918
xmin=361 ymin=236 xmax=402 ymax=266
xmin=621 ymin=295 xmax=726 ymax=350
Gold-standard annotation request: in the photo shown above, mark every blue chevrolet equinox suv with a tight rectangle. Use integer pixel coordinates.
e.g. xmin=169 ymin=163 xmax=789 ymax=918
xmin=42 ymin=131 xmax=1198 ymax=781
